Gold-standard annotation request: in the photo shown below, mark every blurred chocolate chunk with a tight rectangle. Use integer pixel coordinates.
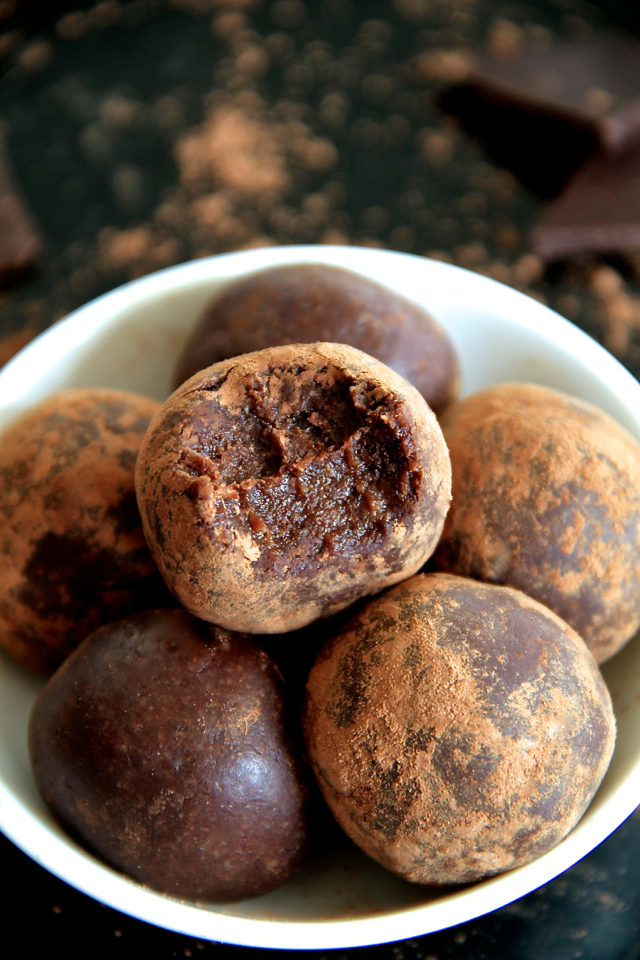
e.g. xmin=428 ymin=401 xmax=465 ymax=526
xmin=0 ymin=135 xmax=42 ymax=283
xmin=440 ymin=33 xmax=640 ymax=198
xmin=533 ymin=137 xmax=640 ymax=260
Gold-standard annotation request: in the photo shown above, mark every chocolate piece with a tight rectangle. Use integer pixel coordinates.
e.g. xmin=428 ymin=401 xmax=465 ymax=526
xmin=304 ymin=573 xmax=615 ymax=886
xmin=532 ymin=138 xmax=640 ymax=259
xmin=433 ymin=383 xmax=640 ymax=663
xmin=440 ymin=33 xmax=640 ymax=197
xmin=0 ymin=388 xmax=172 ymax=675
xmin=29 ymin=608 xmax=308 ymax=902
xmin=174 ymin=264 xmax=460 ymax=416
xmin=0 ymin=135 xmax=41 ymax=282
xmin=136 ymin=343 xmax=452 ymax=634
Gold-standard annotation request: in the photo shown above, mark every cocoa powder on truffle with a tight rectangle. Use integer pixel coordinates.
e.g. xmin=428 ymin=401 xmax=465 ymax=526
xmin=136 ymin=342 xmax=451 ymax=634
xmin=304 ymin=573 xmax=616 ymax=885
xmin=434 ymin=383 xmax=640 ymax=663
xmin=0 ymin=388 xmax=170 ymax=674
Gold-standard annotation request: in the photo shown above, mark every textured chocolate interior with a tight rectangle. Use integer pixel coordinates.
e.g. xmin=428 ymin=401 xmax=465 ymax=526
xmin=136 ymin=343 xmax=451 ymax=634
xmin=179 ymin=359 xmax=420 ymax=575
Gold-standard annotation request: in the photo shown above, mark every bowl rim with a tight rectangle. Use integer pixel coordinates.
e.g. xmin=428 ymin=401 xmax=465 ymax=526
xmin=1 ymin=244 xmax=640 ymax=951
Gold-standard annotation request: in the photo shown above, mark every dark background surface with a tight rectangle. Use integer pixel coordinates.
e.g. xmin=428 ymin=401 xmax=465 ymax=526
xmin=3 ymin=2 xmax=640 ymax=958
xmin=2 ymin=808 xmax=640 ymax=959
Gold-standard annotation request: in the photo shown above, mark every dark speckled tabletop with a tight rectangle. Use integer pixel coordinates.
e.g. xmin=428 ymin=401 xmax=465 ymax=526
xmin=2 ymin=2 xmax=640 ymax=957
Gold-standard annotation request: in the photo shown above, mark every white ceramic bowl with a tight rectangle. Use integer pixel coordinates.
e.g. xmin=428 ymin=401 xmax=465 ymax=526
xmin=1 ymin=245 xmax=640 ymax=951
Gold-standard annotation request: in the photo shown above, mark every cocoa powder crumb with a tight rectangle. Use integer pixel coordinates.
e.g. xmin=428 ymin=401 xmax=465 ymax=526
xmin=589 ymin=266 xmax=640 ymax=356
xmin=0 ymin=324 xmax=35 ymax=367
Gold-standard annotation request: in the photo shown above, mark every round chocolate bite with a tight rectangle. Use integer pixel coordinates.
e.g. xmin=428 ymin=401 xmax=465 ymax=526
xmin=304 ymin=573 xmax=616 ymax=886
xmin=174 ymin=264 xmax=460 ymax=415
xmin=136 ymin=342 xmax=452 ymax=634
xmin=433 ymin=382 xmax=640 ymax=664
xmin=0 ymin=388 xmax=171 ymax=675
xmin=29 ymin=608 xmax=307 ymax=902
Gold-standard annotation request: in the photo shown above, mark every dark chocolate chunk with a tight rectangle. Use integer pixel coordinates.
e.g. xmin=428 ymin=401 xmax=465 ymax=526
xmin=440 ymin=33 xmax=640 ymax=198
xmin=532 ymin=137 xmax=640 ymax=259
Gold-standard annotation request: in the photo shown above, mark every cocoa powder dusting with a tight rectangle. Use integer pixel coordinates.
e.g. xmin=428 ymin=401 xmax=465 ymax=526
xmin=434 ymin=383 xmax=640 ymax=663
xmin=135 ymin=342 xmax=451 ymax=634
xmin=304 ymin=573 xmax=616 ymax=885
xmin=0 ymin=388 xmax=170 ymax=674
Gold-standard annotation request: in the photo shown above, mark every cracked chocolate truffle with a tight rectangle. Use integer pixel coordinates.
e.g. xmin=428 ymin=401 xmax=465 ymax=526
xmin=29 ymin=608 xmax=308 ymax=902
xmin=0 ymin=388 xmax=170 ymax=675
xmin=303 ymin=573 xmax=616 ymax=886
xmin=433 ymin=382 xmax=640 ymax=663
xmin=173 ymin=264 xmax=460 ymax=416
xmin=136 ymin=342 xmax=451 ymax=633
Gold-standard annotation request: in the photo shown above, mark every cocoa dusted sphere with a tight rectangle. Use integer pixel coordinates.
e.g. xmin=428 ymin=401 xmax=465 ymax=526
xmin=433 ymin=382 xmax=640 ymax=664
xmin=304 ymin=573 xmax=616 ymax=886
xmin=174 ymin=264 xmax=460 ymax=416
xmin=29 ymin=608 xmax=308 ymax=902
xmin=136 ymin=343 xmax=452 ymax=634
xmin=0 ymin=388 xmax=172 ymax=675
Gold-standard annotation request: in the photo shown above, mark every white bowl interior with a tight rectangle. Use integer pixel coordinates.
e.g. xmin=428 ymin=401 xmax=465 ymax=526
xmin=1 ymin=245 xmax=640 ymax=950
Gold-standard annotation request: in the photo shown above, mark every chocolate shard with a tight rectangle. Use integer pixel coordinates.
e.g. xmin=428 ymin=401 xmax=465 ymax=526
xmin=0 ymin=134 xmax=42 ymax=283
xmin=532 ymin=137 xmax=640 ymax=260
xmin=439 ymin=33 xmax=640 ymax=198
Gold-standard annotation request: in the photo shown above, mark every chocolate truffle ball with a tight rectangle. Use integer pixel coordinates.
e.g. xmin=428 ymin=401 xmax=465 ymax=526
xmin=0 ymin=388 xmax=171 ymax=675
xmin=304 ymin=573 xmax=616 ymax=886
xmin=29 ymin=608 xmax=307 ymax=902
xmin=174 ymin=264 xmax=460 ymax=415
xmin=433 ymin=382 xmax=640 ymax=663
xmin=136 ymin=343 xmax=452 ymax=633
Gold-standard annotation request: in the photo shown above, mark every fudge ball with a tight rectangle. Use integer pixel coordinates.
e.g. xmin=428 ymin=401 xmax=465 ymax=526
xmin=304 ymin=573 xmax=616 ymax=886
xmin=174 ymin=264 xmax=460 ymax=415
xmin=433 ymin=382 xmax=640 ymax=663
xmin=0 ymin=388 xmax=171 ymax=675
xmin=29 ymin=608 xmax=307 ymax=901
xmin=136 ymin=342 xmax=452 ymax=633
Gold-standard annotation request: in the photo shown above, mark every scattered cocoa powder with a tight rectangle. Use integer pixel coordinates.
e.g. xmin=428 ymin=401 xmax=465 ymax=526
xmin=0 ymin=134 xmax=41 ymax=284
xmin=0 ymin=323 xmax=35 ymax=367
xmin=588 ymin=265 xmax=640 ymax=356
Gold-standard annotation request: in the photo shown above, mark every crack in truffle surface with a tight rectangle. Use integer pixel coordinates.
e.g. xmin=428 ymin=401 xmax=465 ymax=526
xmin=136 ymin=343 xmax=451 ymax=633
xmin=177 ymin=360 xmax=421 ymax=577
